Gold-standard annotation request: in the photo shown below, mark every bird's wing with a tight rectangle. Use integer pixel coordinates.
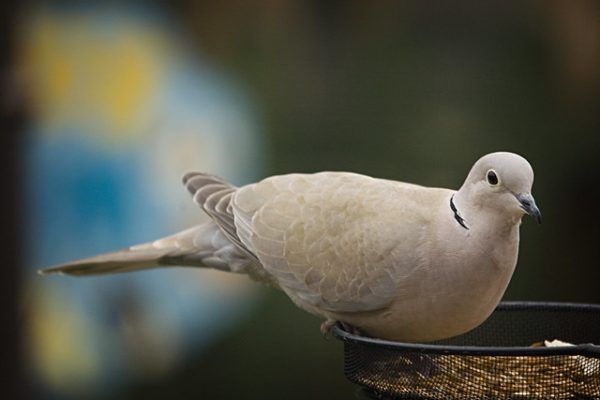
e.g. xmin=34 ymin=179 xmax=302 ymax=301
xmin=233 ymin=172 xmax=432 ymax=313
xmin=183 ymin=172 xmax=260 ymax=263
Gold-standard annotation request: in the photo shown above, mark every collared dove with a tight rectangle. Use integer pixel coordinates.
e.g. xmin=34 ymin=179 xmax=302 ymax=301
xmin=41 ymin=151 xmax=541 ymax=342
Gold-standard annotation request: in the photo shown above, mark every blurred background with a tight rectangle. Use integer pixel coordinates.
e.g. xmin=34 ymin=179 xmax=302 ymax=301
xmin=2 ymin=1 xmax=599 ymax=399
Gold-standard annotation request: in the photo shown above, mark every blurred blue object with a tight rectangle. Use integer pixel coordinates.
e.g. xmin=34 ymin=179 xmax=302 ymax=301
xmin=18 ymin=3 xmax=264 ymax=398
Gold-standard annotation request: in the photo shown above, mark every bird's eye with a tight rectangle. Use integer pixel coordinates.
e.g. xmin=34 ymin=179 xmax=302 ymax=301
xmin=487 ymin=170 xmax=499 ymax=185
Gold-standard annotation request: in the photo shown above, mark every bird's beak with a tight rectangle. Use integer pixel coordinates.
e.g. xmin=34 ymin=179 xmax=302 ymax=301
xmin=515 ymin=193 xmax=542 ymax=224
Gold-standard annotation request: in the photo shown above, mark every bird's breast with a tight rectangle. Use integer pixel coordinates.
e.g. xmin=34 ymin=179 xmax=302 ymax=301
xmin=341 ymin=226 xmax=520 ymax=342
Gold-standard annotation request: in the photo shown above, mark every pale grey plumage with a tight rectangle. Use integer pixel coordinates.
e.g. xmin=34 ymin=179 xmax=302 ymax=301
xmin=40 ymin=152 xmax=541 ymax=342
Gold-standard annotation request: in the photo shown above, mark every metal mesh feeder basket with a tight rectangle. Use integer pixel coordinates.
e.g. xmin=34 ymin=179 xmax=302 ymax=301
xmin=334 ymin=301 xmax=600 ymax=400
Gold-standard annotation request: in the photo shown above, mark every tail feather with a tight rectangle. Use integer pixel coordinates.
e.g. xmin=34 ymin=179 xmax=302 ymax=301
xmin=38 ymin=222 xmax=250 ymax=277
xmin=39 ymin=247 xmax=173 ymax=276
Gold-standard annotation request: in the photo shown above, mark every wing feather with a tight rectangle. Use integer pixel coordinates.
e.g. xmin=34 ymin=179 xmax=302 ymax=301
xmin=232 ymin=172 xmax=428 ymax=313
xmin=183 ymin=172 xmax=259 ymax=263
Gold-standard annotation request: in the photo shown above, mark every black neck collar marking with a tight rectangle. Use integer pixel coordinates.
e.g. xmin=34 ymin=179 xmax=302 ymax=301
xmin=450 ymin=195 xmax=469 ymax=230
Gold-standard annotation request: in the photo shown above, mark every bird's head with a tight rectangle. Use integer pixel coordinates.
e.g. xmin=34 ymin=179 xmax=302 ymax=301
xmin=460 ymin=152 xmax=541 ymax=224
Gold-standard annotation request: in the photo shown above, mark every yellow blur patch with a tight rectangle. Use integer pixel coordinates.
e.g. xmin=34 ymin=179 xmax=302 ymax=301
xmin=26 ymin=283 xmax=101 ymax=393
xmin=17 ymin=9 xmax=167 ymax=144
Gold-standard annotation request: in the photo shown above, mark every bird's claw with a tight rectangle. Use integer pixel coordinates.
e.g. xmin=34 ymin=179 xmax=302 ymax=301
xmin=321 ymin=320 xmax=365 ymax=338
xmin=339 ymin=321 xmax=366 ymax=336
xmin=320 ymin=319 xmax=336 ymax=338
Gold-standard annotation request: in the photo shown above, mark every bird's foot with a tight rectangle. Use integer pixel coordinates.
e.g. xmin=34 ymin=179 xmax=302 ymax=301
xmin=338 ymin=321 xmax=366 ymax=336
xmin=320 ymin=319 xmax=337 ymax=338
xmin=321 ymin=319 xmax=366 ymax=338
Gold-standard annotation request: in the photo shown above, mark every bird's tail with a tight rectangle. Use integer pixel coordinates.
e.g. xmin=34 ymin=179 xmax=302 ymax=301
xmin=38 ymin=222 xmax=248 ymax=277
xmin=39 ymin=246 xmax=173 ymax=276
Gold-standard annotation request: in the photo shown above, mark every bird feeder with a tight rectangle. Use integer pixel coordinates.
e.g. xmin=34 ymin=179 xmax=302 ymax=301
xmin=334 ymin=302 xmax=600 ymax=399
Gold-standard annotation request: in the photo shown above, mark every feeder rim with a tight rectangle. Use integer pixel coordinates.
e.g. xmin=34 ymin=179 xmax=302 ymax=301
xmin=333 ymin=301 xmax=600 ymax=357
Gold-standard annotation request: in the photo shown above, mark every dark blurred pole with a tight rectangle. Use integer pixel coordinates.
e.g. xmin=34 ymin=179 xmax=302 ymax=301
xmin=0 ymin=1 xmax=24 ymax=399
